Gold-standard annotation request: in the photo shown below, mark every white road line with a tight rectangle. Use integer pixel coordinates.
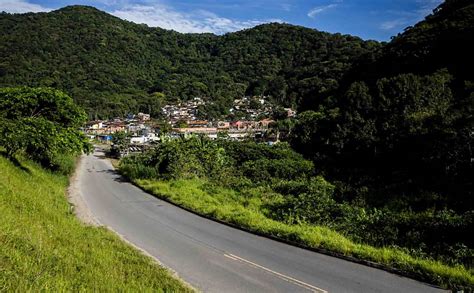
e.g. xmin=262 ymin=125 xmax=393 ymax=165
xmin=224 ymin=253 xmax=328 ymax=293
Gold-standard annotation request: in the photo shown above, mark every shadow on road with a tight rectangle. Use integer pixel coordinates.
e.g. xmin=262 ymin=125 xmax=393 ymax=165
xmin=94 ymin=153 xmax=108 ymax=159
xmin=97 ymin=168 xmax=129 ymax=183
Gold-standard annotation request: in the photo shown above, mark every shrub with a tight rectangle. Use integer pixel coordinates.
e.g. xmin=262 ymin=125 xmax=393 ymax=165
xmin=0 ymin=87 xmax=91 ymax=169
xmin=267 ymin=177 xmax=337 ymax=225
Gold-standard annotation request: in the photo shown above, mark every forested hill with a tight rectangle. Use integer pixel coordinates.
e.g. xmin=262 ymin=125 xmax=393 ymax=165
xmin=0 ymin=5 xmax=378 ymax=118
xmin=344 ymin=0 xmax=474 ymax=84
xmin=291 ymin=0 xmax=474 ymax=212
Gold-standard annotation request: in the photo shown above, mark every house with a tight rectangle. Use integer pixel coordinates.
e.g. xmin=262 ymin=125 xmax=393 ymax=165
xmin=86 ymin=121 xmax=103 ymax=130
xmin=258 ymin=118 xmax=275 ymax=129
xmin=128 ymin=123 xmax=146 ymax=134
xmin=217 ymin=121 xmax=230 ymax=129
xmin=137 ymin=113 xmax=151 ymax=121
xmin=284 ymin=108 xmax=297 ymax=118
xmin=172 ymin=127 xmax=219 ymax=139
xmin=173 ymin=127 xmax=217 ymax=134
xmin=231 ymin=121 xmax=245 ymax=130
xmin=105 ymin=122 xmax=126 ymax=134
xmin=231 ymin=121 xmax=256 ymax=131
xmin=130 ymin=132 xmax=159 ymax=144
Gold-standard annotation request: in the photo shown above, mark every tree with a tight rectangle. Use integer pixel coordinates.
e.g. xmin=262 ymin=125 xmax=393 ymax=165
xmin=110 ymin=131 xmax=130 ymax=157
xmin=290 ymin=109 xmax=339 ymax=162
xmin=268 ymin=76 xmax=288 ymax=104
xmin=0 ymin=87 xmax=91 ymax=169
xmin=0 ymin=7 xmax=377 ymax=118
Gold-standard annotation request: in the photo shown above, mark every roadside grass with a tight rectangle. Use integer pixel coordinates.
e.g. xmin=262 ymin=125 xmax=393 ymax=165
xmin=135 ymin=178 xmax=474 ymax=291
xmin=0 ymin=156 xmax=192 ymax=292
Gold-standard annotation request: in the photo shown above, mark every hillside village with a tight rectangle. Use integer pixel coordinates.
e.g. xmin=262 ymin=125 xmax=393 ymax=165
xmin=84 ymin=96 xmax=296 ymax=154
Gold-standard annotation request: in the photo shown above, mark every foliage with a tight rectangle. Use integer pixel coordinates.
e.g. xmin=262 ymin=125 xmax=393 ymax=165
xmin=134 ymin=178 xmax=474 ymax=290
xmin=268 ymin=177 xmax=337 ymax=225
xmin=2 ymin=0 xmax=474 ymax=289
xmin=0 ymin=155 xmax=191 ymax=291
xmin=121 ymin=137 xmax=229 ymax=180
xmin=0 ymin=87 xmax=91 ymax=172
xmin=109 ymin=131 xmax=130 ymax=157
xmin=290 ymin=0 xmax=474 ymax=227
xmin=120 ymin=137 xmax=313 ymax=185
xmin=0 ymin=6 xmax=378 ymax=118
xmin=119 ymin=136 xmax=473 ymax=273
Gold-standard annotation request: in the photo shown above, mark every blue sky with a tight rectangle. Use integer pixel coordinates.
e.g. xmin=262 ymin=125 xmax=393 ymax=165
xmin=0 ymin=0 xmax=443 ymax=40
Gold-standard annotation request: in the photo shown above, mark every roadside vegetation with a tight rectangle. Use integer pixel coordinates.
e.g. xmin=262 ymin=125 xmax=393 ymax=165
xmin=0 ymin=87 xmax=91 ymax=174
xmin=119 ymin=137 xmax=474 ymax=290
xmin=0 ymin=155 xmax=191 ymax=291
xmin=1 ymin=0 xmax=473 ymax=291
xmin=0 ymin=87 xmax=191 ymax=291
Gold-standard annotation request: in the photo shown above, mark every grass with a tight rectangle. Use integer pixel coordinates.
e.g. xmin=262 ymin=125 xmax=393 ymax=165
xmin=135 ymin=177 xmax=474 ymax=291
xmin=0 ymin=155 xmax=192 ymax=292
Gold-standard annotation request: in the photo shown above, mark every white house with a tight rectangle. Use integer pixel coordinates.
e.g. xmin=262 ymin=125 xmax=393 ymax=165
xmin=130 ymin=133 xmax=160 ymax=144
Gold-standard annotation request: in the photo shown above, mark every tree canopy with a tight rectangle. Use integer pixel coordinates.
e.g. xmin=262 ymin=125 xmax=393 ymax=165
xmin=290 ymin=0 xmax=474 ymax=212
xmin=0 ymin=87 xmax=91 ymax=172
xmin=0 ymin=6 xmax=378 ymax=118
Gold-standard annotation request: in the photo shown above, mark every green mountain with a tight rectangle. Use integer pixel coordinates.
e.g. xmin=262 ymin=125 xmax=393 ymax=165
xmin=1 ymin=0 xmax=472 ymax=207
xmin=345 ymin=0 xmax=474 ymax=84
xmin=0 ymin=5 xmax=378 ymax=118
xmin=290 ymin=0 xmax=474 ymax=212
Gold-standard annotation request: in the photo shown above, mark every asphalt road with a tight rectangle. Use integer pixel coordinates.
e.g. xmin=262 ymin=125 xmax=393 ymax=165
xmin=77 ymin=148 xmax=445 ymax=293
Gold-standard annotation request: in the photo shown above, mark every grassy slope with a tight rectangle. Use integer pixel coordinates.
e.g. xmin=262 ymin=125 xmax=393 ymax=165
xmin=135 ymin=178 xmax=474 ymax=291
xmin=0 ymin=156 xmax=191 ymax=292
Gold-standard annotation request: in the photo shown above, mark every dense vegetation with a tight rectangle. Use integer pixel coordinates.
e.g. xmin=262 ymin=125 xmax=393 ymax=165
xmin=0 ymin=156 xmax=191 ymax=291
xmin=0 ymin=6 xmax=378 ymax=118
xmin=0 ymin=87 xmax=190 ymax=291
xmin=289 ymin=0 xmax=473 ymax=231
xmin=119 ymin=137 xmax=473 ymax=290
xmin=0 ymin=87 xmax=91 ymax=173
xmin=1 ymin=0 xmax=473 ymax=289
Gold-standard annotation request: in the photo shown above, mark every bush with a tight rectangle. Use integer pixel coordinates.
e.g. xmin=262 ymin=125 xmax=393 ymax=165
xmin=119 ymin=136 xmax=474 ymax=269
xmin=119 ymin=137 xmax=315 ymax=185
xmin=0 ymin=87 xmax=91 ymax=169
xmin=242 ymin=158 xmax=314 ymax=182
xmin=267 ymin=177 xmax=337 ymax=225
xmin=50 ymin=153 xmax=77 ymax=175
xmin=119 ymin=137 xmax=232 ymax=180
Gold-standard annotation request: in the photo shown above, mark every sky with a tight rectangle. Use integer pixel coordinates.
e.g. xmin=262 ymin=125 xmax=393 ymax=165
xmin=0 ymin=0 xmax=443 ymax=40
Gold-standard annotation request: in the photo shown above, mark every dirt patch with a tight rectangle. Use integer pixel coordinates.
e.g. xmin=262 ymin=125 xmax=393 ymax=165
xmin=67 ymin=155 xmax=100 ymax=226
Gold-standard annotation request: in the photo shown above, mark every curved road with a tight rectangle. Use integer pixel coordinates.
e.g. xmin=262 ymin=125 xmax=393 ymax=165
xmin=77 ymin=149 xmax=444 ymax=293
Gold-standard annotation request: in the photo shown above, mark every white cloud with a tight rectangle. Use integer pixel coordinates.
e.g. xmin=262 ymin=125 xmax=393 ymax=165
xmin=379 ymin=0 xmax=442 ymax=31
xmin=307 ymin=3 xmax=338 ymax=18
xmin=112 ymin=4 xmax=205 ymax=33
xmin=380 ymin=19 xmax=410 ymax=30
xmin=111 ymin=4 xmax=281 ymax=34
xmin=0 ymin=0 xmax=281 ymax=34
xmin=0 ymin=0 xmax=51 ymax=13
xmin=111 ymin=4 xmax=282 ymax=34
xmin=416 ymin=0 xmax=443 ymax=16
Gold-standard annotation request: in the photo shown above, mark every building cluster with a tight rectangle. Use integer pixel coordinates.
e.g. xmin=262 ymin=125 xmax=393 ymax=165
xmin=83 ymin=113 xmax=158 ymax=144
xmin=161 ymin=97 xmax=204 ymax=125
xmin=229 ymin=96 xmax=271 ymax=119
xmin=84 ymin=96 xmax=296 ymax=154
xmin=160 ymin=96 xmax=281 ymax=140
xmin=173 ymin=118 xmax=276 ymax=140
xmin=161 ymin=96 xmax=295 ymax=127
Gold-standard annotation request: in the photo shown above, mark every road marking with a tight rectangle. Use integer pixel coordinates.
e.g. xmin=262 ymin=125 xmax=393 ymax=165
xmin=224 ymin=253 xmax=328 ymax=293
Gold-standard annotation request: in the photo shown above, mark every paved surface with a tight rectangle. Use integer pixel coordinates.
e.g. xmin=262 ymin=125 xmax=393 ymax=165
xmin=77 ymin=149 xmax=445 ymax=293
